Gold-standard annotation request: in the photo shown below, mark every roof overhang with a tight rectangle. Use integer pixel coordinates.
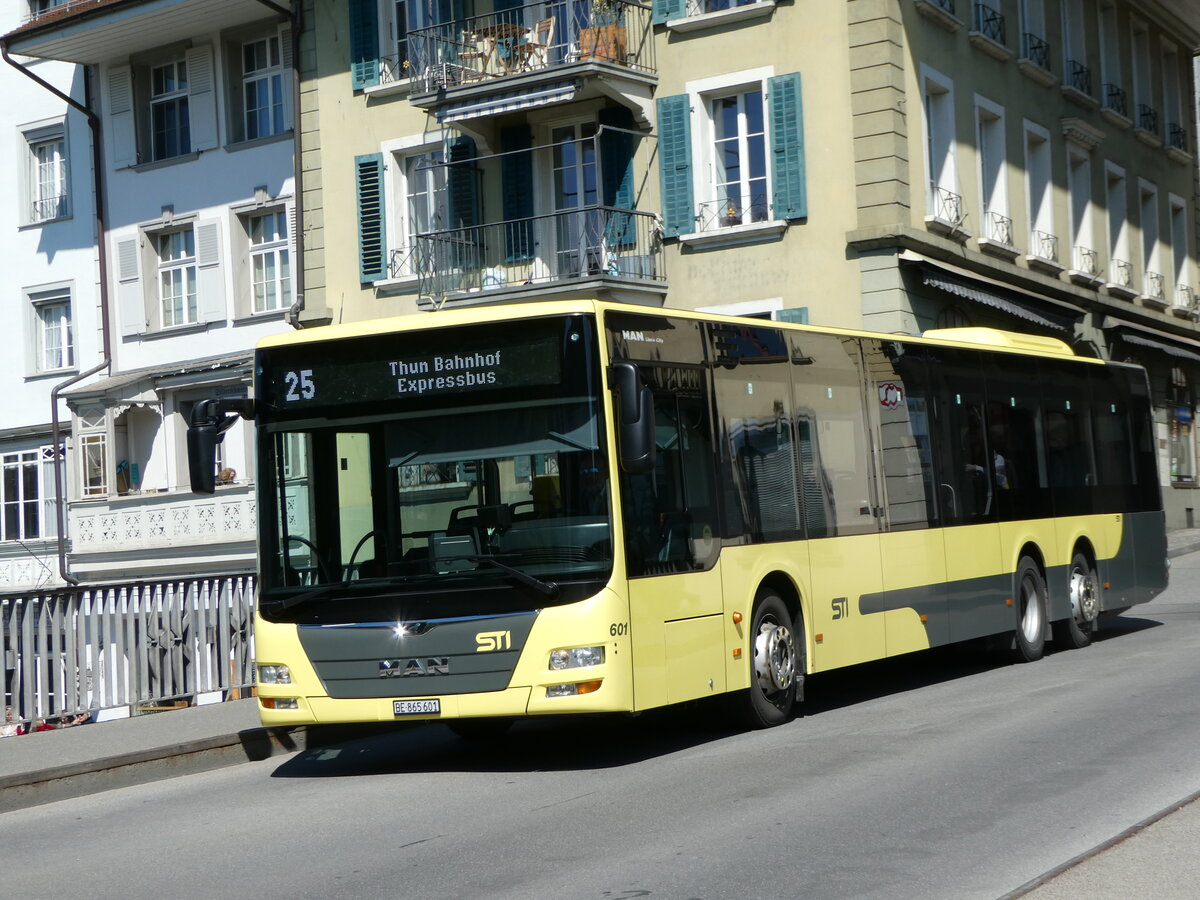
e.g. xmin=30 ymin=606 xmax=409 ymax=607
xmin=63 ymin=352 xmax=252 ymax=407
xmin=1102 ymin=316 xmax=1200 ymax=365
xmin=3 ymin=0 xmax=292 ymax=65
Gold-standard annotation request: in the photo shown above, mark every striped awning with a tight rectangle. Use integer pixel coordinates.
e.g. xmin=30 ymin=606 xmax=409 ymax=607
xmin=437 ymin=82 xmax=578 ymax=123
xmin=918 ymin=264 xmax=1071 ymax=332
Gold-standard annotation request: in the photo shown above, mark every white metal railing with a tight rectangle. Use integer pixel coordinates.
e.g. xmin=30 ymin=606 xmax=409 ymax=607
xmin=1 ymin=575 xmax=255 ymax=732
xmin=1110 ymin=258 xmax=1133 ymax=288
xmin=70 ymin=484 xmax=255 ymax=554
xmin=1073 ymin=245 xmax=1099 ymax=277
xmin=1176 ymin=284 xmax=1196 ymax=312
xmin=1143 ymin=271 xmax=1165 ymax=300
xmin=697 ymin=193 xmax=770 ymax=232
xmin=929 ymin=184 xmax=964 ymax=227
xmin=985 ymin=210 xmax=1013 ymax=245
xmin=1030 ymin=229 xmax=1058 ymax=263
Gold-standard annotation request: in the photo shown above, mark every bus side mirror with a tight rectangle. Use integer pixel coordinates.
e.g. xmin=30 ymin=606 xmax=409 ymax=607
xmin=187 ymin=398 xmax=255 ymax=494
xmin=610 ymin=361 xmax=656 ymax=475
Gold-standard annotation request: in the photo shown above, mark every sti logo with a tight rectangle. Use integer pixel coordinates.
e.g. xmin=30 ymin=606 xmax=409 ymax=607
xmin=475 ymin=630 xmax=512 ymax=652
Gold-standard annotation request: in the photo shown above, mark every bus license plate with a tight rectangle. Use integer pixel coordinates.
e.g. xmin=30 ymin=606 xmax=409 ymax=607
xmin=394 ymin=699 xmax=440 ymax=716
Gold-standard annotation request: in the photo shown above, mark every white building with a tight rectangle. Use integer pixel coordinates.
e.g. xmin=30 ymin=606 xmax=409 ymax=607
xmin=3 ymin=0 xmax=297 ymax=583
xmin=0 ymin=0 xmax=100 ymax=591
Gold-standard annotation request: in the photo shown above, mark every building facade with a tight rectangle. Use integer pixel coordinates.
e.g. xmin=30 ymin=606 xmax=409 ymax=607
xmin=0 ymin=0 xmax=100 ymax=591
xmin=304 ymin=0 xmax=1200 ymax=529
xmin=3 ymin=0 xmax=297 ymax=582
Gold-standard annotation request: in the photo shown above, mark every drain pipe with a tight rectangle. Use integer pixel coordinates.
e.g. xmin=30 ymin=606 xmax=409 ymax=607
xmin=2 ymin=40 xmax=112 ymax=585
xmin=256 ymin=0 xmax=306 ymax=328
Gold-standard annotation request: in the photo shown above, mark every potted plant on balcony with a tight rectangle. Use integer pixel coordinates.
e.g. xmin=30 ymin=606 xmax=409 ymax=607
xmin=579 ymin=0 xmax=627 ymax=65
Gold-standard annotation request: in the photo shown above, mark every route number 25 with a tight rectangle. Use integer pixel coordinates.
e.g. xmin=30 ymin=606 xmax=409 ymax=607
xmin=284 ymin=369 xmax=316 ymax=402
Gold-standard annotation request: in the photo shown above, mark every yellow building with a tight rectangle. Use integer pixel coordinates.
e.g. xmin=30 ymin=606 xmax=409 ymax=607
xmin=297 ymin=0 xmax=1200 ymax=527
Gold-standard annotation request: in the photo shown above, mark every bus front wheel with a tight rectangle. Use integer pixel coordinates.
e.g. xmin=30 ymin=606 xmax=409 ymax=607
xmin=1052 ymin=552 xmax=1098 ymax=650
xmin=737 ymin=591 xmax=799 ymax=728
xmin=1013 ymin=557 xmax=1047 ymax=662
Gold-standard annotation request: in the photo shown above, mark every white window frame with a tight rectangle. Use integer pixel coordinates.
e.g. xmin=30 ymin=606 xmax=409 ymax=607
xmin=382 ymin=130 xmax=451 ymax=282
xmin=77 ymin=414 xmax=109 ymax=499
xmin=156 ymin=227 xmax=198 ymax=327
xmin=247 ymin=208 xmax=292 ymax=313
xmin=1169 ymin=194 xmax=1191 ymax=299
xmin=1131 ymin=19 xmax=1152 ymax=117
xmin=1066 ymin=144 xmax=1093 ymax=273
xmin=20 ymin=119 xmax=70 ymax=225
xmin=1105 ymin=161 xmax=1131 ymax=288
xmin=1138 ymin=178 xmax=1161 ymax=294
xmin=241 ymin=35 xmax=286 ymax=140
xmin=1023 ymin=119 xmax=1054 ymax=259
xmin=1098 ymin=3 xmax=1122 ymax=110
xmin=379 ymin=0 xmax=412 ymax=83
xmin=920 ymin=64 xmax=959 ymax=228
xmin=1061 ymin=0 xmax=1086 ymax=71
xmin=975 ymin=95 xmax=1009 ymax=246
xmin=1160 ymin=41 xmax=1183 ymax=134
xmin=26 ymin=284 xmax=75 ymax=375
xmin=150 ymin=57 xmax=191 ymax=161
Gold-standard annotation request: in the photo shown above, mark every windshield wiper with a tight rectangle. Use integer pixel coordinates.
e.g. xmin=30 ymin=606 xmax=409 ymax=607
xmin=440 ymin=555 xmax=560 ymax=599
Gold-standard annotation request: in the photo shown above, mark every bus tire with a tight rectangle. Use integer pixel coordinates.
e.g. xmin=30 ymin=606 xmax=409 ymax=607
xmin=737 ymin=590 xmax=798 ymax=728
xmin=1013 ymin=557 xmax=1047 ymax=663
xmin=1052 ymin=552 xmax=1098 ymax=650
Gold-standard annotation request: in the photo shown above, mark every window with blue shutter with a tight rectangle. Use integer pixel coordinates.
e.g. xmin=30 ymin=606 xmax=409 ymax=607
xmin=599 ymin=106 xmax=637 ymax=247
xmin=656 ymin=94 xmax=695 ymax=238
xmin=355 ymin=153 xmax=387 ymax=282
xmin=652 ymin=0 xmax=685 ymax=25
xmin=768 ymin=72 xmax=806 ymax=221
xmin=349 ymin=0 xmax=380 ymax=90
xmin=447 ymin=136 xmax=480 ymax=268
xmin=501 ymin=126 xmax=534 ymax=262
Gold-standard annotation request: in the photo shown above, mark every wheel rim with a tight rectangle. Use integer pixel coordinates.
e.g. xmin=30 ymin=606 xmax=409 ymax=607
xmin=754 ymin=617 xmax=795 ymax=695
xmin=1019 ymin=573 xmax=1043 ymax=643
xmin=1069 ymin=563 xmax=1098 ymax=625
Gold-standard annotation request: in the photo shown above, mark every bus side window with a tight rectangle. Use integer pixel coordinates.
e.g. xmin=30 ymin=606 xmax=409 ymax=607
xmin=927 ymin=348 xmax=995 ymax=525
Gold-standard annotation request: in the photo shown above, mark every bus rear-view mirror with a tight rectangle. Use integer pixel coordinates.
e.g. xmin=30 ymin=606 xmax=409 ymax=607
xmin=610 ymin=361 xmax=656 ymax=475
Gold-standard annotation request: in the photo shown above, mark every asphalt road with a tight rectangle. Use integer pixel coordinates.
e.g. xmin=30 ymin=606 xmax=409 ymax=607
xmin=3 ymin=558 xmax=1198 ymax=900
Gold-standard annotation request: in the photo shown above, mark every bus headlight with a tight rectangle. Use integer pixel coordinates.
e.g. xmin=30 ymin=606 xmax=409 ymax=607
xmin=549 ymin=646 xmax=605 ymax=670
xmin=261 ymin=698 xmax=298 ymax=710
xmin=546 ymin=680 xmax=603 ymax=698
xmin=258 ymin=665 xmax=291 ymax=684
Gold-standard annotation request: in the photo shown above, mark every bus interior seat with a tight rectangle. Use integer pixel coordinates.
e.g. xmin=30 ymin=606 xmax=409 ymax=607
xmin=531 ymin=474 xmax=561 ymax=516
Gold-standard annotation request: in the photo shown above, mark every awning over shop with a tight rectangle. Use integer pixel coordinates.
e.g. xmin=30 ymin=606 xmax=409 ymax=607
xmin=1103 ymin=317 xmax=1200 ymax=365
xmin=62 ymin=352 xmax=252 ymax=407
xmin=437 ymin=82 xmax=578 ymax=123
xmin=904 ymin=254 xmax=1083 ymax=333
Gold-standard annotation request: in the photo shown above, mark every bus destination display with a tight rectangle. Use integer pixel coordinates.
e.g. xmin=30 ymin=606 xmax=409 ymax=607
xmin=264 ymin=333 xmax=562 ymax=410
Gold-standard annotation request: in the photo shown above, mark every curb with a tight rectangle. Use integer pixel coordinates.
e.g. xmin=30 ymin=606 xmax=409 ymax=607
xmin=0 ymin=725 xmax=306 ymax=815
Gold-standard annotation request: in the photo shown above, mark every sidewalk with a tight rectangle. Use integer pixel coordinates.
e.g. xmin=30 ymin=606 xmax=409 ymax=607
xmin=1 ymin=531 xmax=1198 ymax=893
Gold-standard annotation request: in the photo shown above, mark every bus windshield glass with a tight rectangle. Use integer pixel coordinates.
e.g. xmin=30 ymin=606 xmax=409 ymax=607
xmin=256 ymin=315 xmax=610 ymax=613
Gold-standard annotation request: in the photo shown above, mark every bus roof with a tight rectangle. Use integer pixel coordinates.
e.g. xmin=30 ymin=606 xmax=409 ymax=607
xmin=258 ymin=300 xmax=1095 ymax=363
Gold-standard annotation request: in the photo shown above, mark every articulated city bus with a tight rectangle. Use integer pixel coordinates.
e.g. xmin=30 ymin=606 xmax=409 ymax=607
xmin=188 ymin=300 xmax=1167 ymax=731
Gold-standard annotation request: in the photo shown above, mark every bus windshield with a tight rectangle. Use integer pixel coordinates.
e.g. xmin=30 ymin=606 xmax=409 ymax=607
xmin=256 ymin=315 xmax=610 ymax=613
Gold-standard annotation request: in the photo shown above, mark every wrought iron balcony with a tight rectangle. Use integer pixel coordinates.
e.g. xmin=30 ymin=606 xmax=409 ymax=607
xmin=929 ymin=184 xmax=963 ymax=227
xmin=972 ymin=2 xmax=1005 ymax=44
xmin=1143 ymin=271 xmax=1165 ymax=301
xmin=1072 ymin=246 xmax=1099 ymax=278
xmin=697 ymin=193 xmax=770 ymax=232
xmin=408 ymin=0 xmax=655 ymax=96
xmin=1110 ymin=258 xmax=1133 ymax=288
xmin=30 ymin=194 xmax=68 ymax=223
xmin=1103 ymin=83 xmax=1127 ymax=117
xmin=1030 ymin=230 xmax=1058 ymax=263
xmin=1067 ymin=59 xmax=1091 ymax=95
xmin=410 ymin=206 xmax=663 ymax=300
xmin=1137 ymin=104 xmax=1158 ymax=134
xmin=1177 ymin=284 xmax=1196 ymax=312
xmin=1021 ymin=33 xmax=1049 ymax=69
xmin=984 ymin=210 xmax=1013 ymax=245
xmin=1168 ymin=123 xmax=1188 ymax=153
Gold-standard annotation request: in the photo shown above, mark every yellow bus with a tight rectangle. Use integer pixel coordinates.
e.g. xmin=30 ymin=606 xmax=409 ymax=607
xmin=188 ymin=300 xmax=1167 ymax=731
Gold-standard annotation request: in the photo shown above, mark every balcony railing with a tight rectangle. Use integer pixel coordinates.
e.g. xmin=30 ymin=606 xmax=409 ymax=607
xmin=1030 ymin=230 xmax=1058 ymax=263
xmin=1143 ymin=271 xmax=1165 ymax=301
xmin=985 ymin=210 xmax=1013 ymax=245
xmin=1177 ymin=284 xmax=1196 ymax=311
xmin=1067 ymin=59 xmax=1091 ymax=95
xmin=973 ymin=2 xmax=1005 ymax=44
xmin=1110 ymin=258 xmax=1133 ymax=288
xmin=1137 ymin=104 xmax=1158 ymax=134
xmin=409 ymin=0 xmax=655 ymax=94
xmin=697 ymin=193 xmax=770 ymax=232
xmin=1021 ymin=33 xmax=1049 ymax=69
xmin=1168 ymin=123 xmax=1188 ymax=153
xmin=1103 ymin=83 xmax=1127 ymax=117
xmin=30 ymin=194 xmax=68 ymax=223
xmin=412 ymin=206 xmax=663 ymax=299
xmin=929 ymin=184 xmax=963 ymax=226
xmin=70 ymin=484 xmax=256 ymax=554
xmin=1073 ymin=245 xmax=1099 ymax=278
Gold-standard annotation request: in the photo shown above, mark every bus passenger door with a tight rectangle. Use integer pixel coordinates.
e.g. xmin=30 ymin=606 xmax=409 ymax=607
xmin=622 ymin=374 xmax=726 ymax=711
xmin=861 ymin=341 xmax=948 ymax=654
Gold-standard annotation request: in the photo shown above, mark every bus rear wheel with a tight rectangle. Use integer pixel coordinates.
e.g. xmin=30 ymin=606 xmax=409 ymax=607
xmin=736 ymin=591 xmax=798 ymax=728
xmin=1052 ymin=552 xmax=1098 ymax=650
xmin=1013 ymin=557 xmax=1047 ymax=663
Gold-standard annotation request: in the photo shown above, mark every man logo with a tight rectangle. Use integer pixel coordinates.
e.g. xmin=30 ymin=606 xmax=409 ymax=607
xmin=379 ymin=658 xmax=449 ymax=677
xmin=475 ymin=630 xmax=512 ymax=652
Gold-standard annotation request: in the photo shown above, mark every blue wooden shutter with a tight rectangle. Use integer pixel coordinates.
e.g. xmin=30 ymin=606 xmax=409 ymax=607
xmin=355 ymin=153 xmax=387 ymax=282
xmin=501 ymin=126 xmax=534 ymax=262
xmin=599 ymin=106 xmax=636 ymax=247
xmin=656 ymin=94 xmax=694 ymax=238
xmin=768 ymin=72 xmax=807 ymax=221
xmin=652 ymin=0 xmax=685 ymax=25
xmin=447 ymin=136 xmax=479 ymax=268
xmin=349 ymin=0 xmax=380 ymax=90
